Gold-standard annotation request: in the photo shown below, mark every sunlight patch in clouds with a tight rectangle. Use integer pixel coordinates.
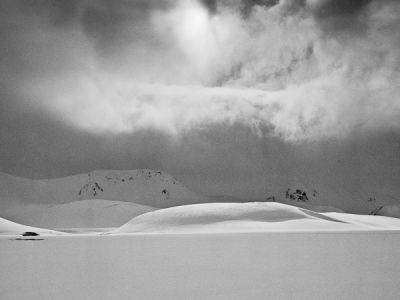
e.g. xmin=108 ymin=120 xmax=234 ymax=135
xmin=6 ymin=0 xmax=400 ymax=141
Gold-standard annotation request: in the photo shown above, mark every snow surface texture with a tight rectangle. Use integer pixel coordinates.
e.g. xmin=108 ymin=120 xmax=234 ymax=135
xmin=2 ymin=202 xmax=400 ymax=299
xmin=114 ymin=202 xmax=400 ymax=234
xmin=3 ymin=200 xmax=155 ymax=228
xmin=1 ymin=232 xmax=400 ymax=299
xmin=0 ymin=217 xmax=61 ymax=236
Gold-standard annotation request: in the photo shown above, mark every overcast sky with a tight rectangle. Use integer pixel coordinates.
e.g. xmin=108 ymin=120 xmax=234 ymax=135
xmin=0 ymin=0 xmax=399 ymax=199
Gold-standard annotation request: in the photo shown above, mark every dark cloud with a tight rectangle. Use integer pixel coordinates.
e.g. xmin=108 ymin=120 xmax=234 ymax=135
xmin=307 ymin=0 xmax=371 ymax=33
xmin=233 ymin=0 xmax=394 ymax=34
xmin=0 ymin=103 xmax=168 ymax=179
xmin=199 ymin=0 xmax=218 ymax=14
xmin=30 ymin=0 xmax=80 ymax=25
xmin=311 ymin=0 xmax=371 ymax=17
xmin=79 ymin=1 xmax=157 ymax=54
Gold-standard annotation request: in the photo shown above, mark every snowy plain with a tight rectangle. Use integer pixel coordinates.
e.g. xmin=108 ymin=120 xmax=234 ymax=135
xmin=1 ymin=202 xmax=400 ymax=300
xmin=1 ymin=232 xmax=400 ymax=300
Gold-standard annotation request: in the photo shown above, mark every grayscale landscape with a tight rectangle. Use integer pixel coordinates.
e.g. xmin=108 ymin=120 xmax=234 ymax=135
xmin=1 ymin=0 xmax=400 ymax=299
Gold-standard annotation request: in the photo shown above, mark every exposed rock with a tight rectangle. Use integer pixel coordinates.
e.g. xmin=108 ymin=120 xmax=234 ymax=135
xmin=22 ymin=231 xmax=39 ymax=236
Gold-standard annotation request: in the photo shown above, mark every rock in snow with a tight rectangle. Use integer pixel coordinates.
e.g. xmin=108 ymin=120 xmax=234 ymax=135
xmin=0 ymin=217 xmax=61 ymax=235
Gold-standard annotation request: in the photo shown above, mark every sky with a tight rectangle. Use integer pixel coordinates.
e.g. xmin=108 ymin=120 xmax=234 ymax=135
xmin=0 ymin=0 xmax=399 ymax=200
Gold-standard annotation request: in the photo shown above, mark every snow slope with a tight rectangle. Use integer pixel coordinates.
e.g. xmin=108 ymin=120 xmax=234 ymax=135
xmin=0 ymin=169 xmax=398 ymax=219
xmin=264 ymin=180 xmax=400 ymax=215
xmin=0 ymin=217 xmax=61 ymax=236
xmin=370 ymin=203 xmax=400 ymax=219
xmin=324 ymin=211 xmax=400 ymax=228
xmin=3 ymin=200 xmax=155 ymax=229
xmin=287 ymin=202 xmax=344 ymax=213
xmin=114 ymin=202 xmax=400 ymax=234
xmin=0 ymin=169 xmax=209 ymax=228
xmin=0 ymin=169 xmax=207 ymax=209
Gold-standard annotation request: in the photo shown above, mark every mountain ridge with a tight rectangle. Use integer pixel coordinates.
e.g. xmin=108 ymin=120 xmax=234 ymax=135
xmin=0 ymin=169 xmax=208 ymax=208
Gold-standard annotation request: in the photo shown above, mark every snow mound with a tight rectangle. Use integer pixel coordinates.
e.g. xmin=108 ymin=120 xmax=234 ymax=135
xmin=113 ymin=202 xmax=356 ymax=234
xmin=4 ymin=200 xmax=155 ymax=229
xmin=0 ymin=217 xmax=61 ymax=236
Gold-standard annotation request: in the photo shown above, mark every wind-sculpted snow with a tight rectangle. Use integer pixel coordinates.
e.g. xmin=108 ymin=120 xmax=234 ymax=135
xmin=0 ymin=217 xmax=61 ymax=236
xmin=113 ymin=202 xmax=369 ymax=234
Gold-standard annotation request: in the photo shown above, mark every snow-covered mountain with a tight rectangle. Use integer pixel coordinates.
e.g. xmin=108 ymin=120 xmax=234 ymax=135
xmin=263 ymin=182 xmax=400 ymax=216
xmin=0 ymin=169 xmax=211 ymax=228
xmin=0 ymin=169 xmax=208 ymax=209
xmin=0 ymin=168 xmax=399 ymax=228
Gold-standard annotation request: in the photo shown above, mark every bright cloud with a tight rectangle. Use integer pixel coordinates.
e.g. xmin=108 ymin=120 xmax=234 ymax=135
xmin=3 ymin=0 xmax=400 ymax=141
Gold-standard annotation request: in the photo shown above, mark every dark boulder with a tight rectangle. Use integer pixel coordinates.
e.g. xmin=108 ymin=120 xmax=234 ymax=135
xmin=22 ymin=232 xmax=40 ymax=236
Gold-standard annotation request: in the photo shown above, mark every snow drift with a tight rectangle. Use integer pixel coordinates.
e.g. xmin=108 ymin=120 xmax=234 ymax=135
xmin=0 ymin=217 xmax=61 ymax=236
xmin=113 ymin=202 xmax=372 ymax=234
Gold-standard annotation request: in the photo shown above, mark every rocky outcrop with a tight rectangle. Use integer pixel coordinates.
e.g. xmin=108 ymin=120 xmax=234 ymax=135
xmin=285 ymin=188 xmax=310 ymax=202
xmin=78 ymin=182 xmax=104 ymax=199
